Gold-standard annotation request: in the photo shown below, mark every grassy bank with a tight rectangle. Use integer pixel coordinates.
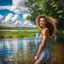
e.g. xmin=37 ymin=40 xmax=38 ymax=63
xmin=0 ymin=26 xmax=38 ymax=38
xmin=0 ymin=26 xmax=64 ymax=38
xmin=0 ymin=32 xmax=36 ymax=38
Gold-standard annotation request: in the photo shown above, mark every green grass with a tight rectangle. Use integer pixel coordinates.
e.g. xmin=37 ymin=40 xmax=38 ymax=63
xmin=0 ymin=26 xmax=38 ymax=38
xmin=0 ymin=32 xmax=36 ymax=38
xmin=0 ymin=26 xmax=40 ymax=38
xmin=0 ymin=26 xmax=64 ymax=38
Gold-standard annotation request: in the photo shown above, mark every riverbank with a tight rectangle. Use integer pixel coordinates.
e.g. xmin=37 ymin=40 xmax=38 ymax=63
xmin=0 ymin=32 xmax=37 ymax=38
xmin=0 ymin=27 xmax=64 ymax=38
xmin=0 ymin=27 xmax=38 ymax=38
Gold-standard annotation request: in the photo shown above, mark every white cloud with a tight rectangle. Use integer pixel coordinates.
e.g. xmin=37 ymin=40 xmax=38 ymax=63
xmin=0 ymin=13 xmax=22 ymax=27
xmin=5 ymin=13 xmax=13 ymax=22
xmin=14 ymin=20 xmax=22 ymax=25
xmin=0 ymin=0 xmax=29 ymax=14
xmin=12 ymin=0 xmax=28 ymax=7
xmin=12 ymin=14 xmax=19 ymax=22
xmin=12 ymin=0 xmax=29 ymax=14
xmin=23 ymin=20 xmax=30 ymax=25
xmin=0 ymin=6 xmax=11 ymax=10
xmin=22 ymin=20 xmax=36 ymax=27
xmin=23 ymin=14 xmax=30 ymax=19
xmin=11 ymin=6 xmax=28 ymax=14
xmin=0 ymin=13 xmax=36 ymax=27
xmin=0 ymin=14 xmax=4 ymax=21
xmin=4 ymin=13 xmax=19 ymax=22
xmin=22 ymin=13 xmax=36 ymax=27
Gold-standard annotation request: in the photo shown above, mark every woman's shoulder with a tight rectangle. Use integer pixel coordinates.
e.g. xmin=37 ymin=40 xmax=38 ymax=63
xmin=41 ymin=28 xmax=50 ymax=39
xmin=42 ymin=28 xmax=49 ymax=35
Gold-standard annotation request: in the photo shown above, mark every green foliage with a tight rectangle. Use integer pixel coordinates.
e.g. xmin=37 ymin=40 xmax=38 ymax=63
xmin=25 ymin=0 xmax=64 ymax=28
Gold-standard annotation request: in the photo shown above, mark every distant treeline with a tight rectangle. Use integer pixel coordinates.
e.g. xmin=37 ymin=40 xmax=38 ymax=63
xmin=0 ymin=26 xmax=37 ymax=30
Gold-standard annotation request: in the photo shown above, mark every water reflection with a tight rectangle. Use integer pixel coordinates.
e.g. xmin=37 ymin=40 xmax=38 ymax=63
xmin=0 ymin=38 xmax=38 ymax=64
xmin=0 ymin=43 xmax=3 ymax=49
xmin=0 ymin=35 xmax=64 ymax=64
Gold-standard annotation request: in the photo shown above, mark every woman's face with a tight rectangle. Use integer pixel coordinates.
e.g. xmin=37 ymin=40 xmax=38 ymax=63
xmin=39 ymin=18 xmax=46 ymax=28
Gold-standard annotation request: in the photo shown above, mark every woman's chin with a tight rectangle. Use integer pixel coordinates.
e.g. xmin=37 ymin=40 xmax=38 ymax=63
xmin=40 ymin=26 xmax=43 ymax=28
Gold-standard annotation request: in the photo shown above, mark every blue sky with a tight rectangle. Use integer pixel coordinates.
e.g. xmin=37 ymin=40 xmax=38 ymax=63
xmin=0 ymin=0 xmax=36 ymax=27
xmin=0 ymin=0 xmax=12 ymax=6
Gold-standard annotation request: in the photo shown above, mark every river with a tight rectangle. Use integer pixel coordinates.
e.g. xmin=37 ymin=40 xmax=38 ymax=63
xmin=0 ymin=35 xmax=64 ymax=64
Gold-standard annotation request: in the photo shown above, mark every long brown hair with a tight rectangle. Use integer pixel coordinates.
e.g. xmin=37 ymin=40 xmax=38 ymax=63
xmin=36 ymin=15 xmax=56 ymax=37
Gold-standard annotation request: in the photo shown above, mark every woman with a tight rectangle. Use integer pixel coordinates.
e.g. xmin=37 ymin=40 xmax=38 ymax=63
xmin=34 ymin=15 xmax=56 ymax=64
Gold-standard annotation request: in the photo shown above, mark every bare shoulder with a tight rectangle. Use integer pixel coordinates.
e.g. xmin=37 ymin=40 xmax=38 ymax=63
xmin=42 ymin=28 xmax=49 ymax=36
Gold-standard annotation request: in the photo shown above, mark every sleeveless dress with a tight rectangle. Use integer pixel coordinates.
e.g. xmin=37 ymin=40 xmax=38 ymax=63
xmin=37 ymin=33 xmax=52 ymax=64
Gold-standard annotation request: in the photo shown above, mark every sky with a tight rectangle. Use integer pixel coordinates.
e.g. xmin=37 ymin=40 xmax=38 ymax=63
xmin=0 ymin=0 xmax=36 ymax=27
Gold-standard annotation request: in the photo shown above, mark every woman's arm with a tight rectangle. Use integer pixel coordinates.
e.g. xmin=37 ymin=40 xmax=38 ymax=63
xmin=35 ymin=28 xmax=49 ymax=60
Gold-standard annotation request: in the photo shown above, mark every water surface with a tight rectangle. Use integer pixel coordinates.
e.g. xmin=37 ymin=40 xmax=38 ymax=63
xmin=0 ymin=36 xmax=64 ymax=64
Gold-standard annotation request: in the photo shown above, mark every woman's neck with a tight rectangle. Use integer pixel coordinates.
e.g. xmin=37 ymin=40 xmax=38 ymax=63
xmin=43 ymin=26 xmax=47 ymax=29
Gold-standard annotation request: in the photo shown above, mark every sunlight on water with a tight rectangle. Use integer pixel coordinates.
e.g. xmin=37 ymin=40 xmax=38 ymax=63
xmin=5 ymin=41 xmax=11 ymax=50
xmin=11 ymin=40 xmax=18 ymax=52
xmin=0 ymin=43 xmax=3 ymax=49
xmin=23 ymin=39 xmax=28 ymax=54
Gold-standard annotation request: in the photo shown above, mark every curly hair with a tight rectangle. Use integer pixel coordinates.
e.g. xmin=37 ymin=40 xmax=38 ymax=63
xmin=36 ymin=15 xmax=56 ymax=37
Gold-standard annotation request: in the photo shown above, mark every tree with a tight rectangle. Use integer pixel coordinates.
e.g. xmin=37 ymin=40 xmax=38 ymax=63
xmin=25 ymin=0 xmax=64 ymax=28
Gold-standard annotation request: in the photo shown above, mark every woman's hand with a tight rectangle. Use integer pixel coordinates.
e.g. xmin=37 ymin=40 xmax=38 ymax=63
xmin=34 ymin=56 xmax=38 ymax=61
